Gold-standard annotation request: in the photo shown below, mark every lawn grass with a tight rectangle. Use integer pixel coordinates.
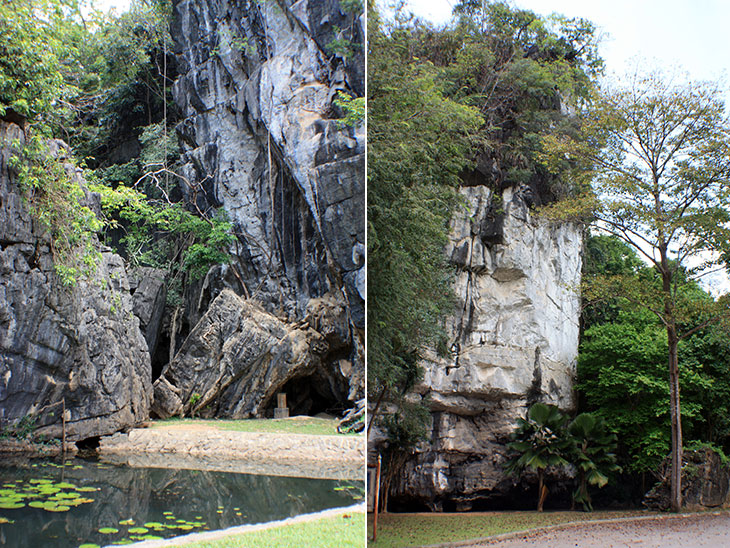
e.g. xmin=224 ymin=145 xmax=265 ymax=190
xmin=173 ymin=511 xmax=365 ymax=547
xmin=367 ymin=509 xmax=659 ymax=547
xmin=150 ymin=416 xmax=353 ymax=436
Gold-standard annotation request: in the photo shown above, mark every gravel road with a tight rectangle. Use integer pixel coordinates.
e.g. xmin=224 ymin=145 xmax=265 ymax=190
xmin=467 ymin=512 xmax=730 ymax=548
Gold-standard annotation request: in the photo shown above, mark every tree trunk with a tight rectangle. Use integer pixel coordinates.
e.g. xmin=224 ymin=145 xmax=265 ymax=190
xmin=659 ymin=244 xmax=682 ymax=513
xmin=537 ymin=468 xmax=548 ymax=512
xmin=668 ymin=323 xmax=682 ymax=512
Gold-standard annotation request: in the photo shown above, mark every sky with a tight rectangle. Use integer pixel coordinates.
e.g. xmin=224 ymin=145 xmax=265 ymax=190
xmin=93 ymin=0 xmax=131 ymax=15
xmin=405 ymin=0 xmax=730 ymax=105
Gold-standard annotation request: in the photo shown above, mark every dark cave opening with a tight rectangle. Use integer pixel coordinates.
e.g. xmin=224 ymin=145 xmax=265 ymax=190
xmin=267 ymin=371 xmax=345 ymax=418
xmin=150 ymin=329 xmax=169 ymax=382
xmin=75 ymin=436 xmax=101 ymax=457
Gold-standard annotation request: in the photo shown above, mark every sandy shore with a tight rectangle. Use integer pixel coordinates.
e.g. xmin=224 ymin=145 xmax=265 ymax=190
xmin=98 ymin=422 xmax=365 ymax=480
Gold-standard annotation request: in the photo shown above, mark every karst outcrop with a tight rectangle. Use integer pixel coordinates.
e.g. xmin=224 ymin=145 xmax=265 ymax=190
xmin=157 ymin=0 xmax=365 ymax=415
xmin=384 ymin=185 xmax=582 ymax=510
xmin=0 ymin=119 xmax=152 ymax=441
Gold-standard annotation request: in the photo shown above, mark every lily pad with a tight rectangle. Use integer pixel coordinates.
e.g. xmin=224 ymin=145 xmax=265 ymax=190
xmin=78 ymin=544 xmax=101 ymax=548
xmin=143 ymin=522 xmax=164 ymax=528
xmin=55 ymin=482 xmax=77 ymax=489
xmin=128 ymin=527 xmax=148 ymax=534
xmin=44 ymin=504 xmax=71 ymax=512
xmin=75 ymin=487 xmax=97 ymax=492
xmin=119 ymin=518 xmax=135 ymax=526
xmin=55 ymin=492 xmax=80 ymax=499
xmin=141 ymin=535 xmax=164 ymax=540
xmin=0 ymin=502 xmax=25 ymax=509
xmin=0 ymin=517 xmax=14 ymax=524
xmin=99 ymin=527 xmax=119 ymax=534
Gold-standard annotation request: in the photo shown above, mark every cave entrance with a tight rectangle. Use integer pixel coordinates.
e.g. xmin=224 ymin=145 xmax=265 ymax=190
xmin=150 ymin=330 xmax=169 ymax=382
xmin=75 ymin=436 xmax=101 ymax=457
xmin=269 ymin=371 xmax=345 ymax=418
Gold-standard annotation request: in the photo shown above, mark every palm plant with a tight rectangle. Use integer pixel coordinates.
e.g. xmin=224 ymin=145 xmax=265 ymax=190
xmin=505 ymin=403 xmax=571 ymax=511
xmin=568 ymin=413 xmax=621 ymax=511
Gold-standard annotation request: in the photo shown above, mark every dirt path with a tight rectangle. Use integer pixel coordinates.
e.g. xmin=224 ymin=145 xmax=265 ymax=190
xmin=98 ymin=423 xmax=365 ymax=480
xmin=454 ymin=512 xmax=730 ymax=548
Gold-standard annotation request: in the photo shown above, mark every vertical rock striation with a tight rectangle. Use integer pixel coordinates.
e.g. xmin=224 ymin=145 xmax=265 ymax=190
xmin=160 ymin=0 xmax=365 ymax=413
xmin=388 ymin=185 xmax=582 ymax=509
xmin=0 ymin=120 xmax=152 ymax=441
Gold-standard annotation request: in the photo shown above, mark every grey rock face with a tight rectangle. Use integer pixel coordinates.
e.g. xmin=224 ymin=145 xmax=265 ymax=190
xmin=153 ymin=289 xmax=354 ymax=418
xmin=168 ymin=0 xmax=364 ymax=410
xmin=128 ymin=267 xmax=167 ymax=359
xmin=0 ymin=120 xmax=152 ymax=441
xmin=383 ymin=185 xmax=582 ymax=509
xmin=644 ymin=447 xmax=730 ymax=510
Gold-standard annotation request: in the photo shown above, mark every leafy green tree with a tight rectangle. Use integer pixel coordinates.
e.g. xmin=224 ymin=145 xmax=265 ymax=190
xmin=568 ymin=413 xmax=620 ymax=511
xmin=430 ymin=0 xmax=603 ymax=197
xmin=367 ymin=3 xmax=481 ymax=426
xmin=0 ymin=0 xmax=81 ymax=126
xmin=505 ymin=403 xmax=571 ymax=511
xmin=543 ymin=71 xmax=730 ymax=511
xmin=679 ymin=323 xmax=730 ymax=451
xmin=581 ymin=233 xmax=645 ymax=330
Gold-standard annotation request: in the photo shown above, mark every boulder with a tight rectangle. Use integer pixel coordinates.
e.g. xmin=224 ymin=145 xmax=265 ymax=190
xmin=644 ymin=446 xmax=730 ymax=510
xmin=152 ymin=289 xmax=353 ymax=419
xmin=0 ymin=120 xmax=152 ymax=441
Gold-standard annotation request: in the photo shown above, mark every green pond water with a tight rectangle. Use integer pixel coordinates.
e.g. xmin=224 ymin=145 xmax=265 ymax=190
xmin=0 ymin=458 xmax=364 ymax=548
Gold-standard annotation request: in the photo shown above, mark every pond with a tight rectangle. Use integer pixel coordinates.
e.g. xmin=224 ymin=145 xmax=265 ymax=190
xmin=0 ymin=457 xmax=364 ymax=548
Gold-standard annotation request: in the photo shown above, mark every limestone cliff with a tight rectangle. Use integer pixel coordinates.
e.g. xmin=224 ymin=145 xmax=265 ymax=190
xmin=386 ymin=185 xmax=582 ymax=510
xmin=0 ymin=120 xmax=152 ymax=441
xmin=154 ymin=0 xmax=365 ymax=415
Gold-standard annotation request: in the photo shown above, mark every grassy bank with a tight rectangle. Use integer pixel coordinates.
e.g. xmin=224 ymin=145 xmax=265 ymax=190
xmin=164 ymin=511 xmax=365 ymax=548
xmin=150 ymin=417 xmax=349 ymax=436
xmin=367 ymin=510 xmax=659 ymax=547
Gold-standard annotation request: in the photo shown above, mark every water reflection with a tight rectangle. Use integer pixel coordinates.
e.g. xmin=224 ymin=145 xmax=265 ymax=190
xmin=0 ymin=458 xmax=364 ymax=548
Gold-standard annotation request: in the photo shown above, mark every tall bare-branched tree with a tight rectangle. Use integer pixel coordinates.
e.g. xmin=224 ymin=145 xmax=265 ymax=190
xmin=543 ymin=71 xmax=730 ymax=512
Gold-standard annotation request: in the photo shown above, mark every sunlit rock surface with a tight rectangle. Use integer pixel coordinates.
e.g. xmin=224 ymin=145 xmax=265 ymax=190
xmin=388 ymin=185 xmax=582 ymax=510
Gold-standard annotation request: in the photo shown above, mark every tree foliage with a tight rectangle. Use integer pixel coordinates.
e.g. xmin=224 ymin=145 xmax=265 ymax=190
xmin=0 ymin=0 xmax=81 ymax=127
xmin=579 ymin=238 xmax=730 ymax=478
xmin=568 ymin=412 xmax=620 ymax=511
xmin=367 ymin=3 xmax=481 ymax=415
xmin=543 ymin=71 xmax=730 ymax=511
xmin=1 ymin=0 xmax=233 ymax=289
xmin=505 ymin=403 xmax=619 ymax=512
